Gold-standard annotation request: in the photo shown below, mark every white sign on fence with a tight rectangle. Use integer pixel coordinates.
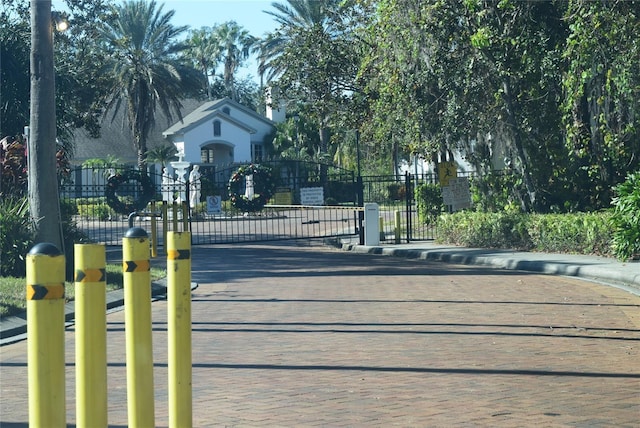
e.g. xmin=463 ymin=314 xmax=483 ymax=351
xmin=206 ymin=195 xmax=222 ymax=213
xmin=300 ymin=187 xmax=324 ymax=206
xmin=442 ymin=177 xmax=472 ymax=211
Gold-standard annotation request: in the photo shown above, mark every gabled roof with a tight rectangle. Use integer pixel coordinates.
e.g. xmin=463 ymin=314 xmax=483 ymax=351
xmin=162 ymin=97 xmax=274 ymax=138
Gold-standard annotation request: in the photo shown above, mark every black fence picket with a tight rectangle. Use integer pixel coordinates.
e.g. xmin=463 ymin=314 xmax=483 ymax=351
xmin=60 ymin=165 xmax=438 ymax=246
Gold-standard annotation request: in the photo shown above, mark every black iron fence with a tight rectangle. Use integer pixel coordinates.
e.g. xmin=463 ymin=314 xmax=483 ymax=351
xmin=60 ymin=164 xmax=440 ymax=246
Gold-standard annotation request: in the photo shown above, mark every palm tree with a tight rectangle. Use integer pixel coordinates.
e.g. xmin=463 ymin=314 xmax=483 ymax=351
xmin=146 ymin=144 xmax=177 ymax=169
xmin=257 ymin=0 xmax=340 ymax=80
xmin=214 ymin=21 xmax=256 ymax=101
xmin=257 ymin=0 xmax=344 ymax=184
xmin=184 ymin=27 xmax=220 ymax=100
xmin=29 ymin=0 xmax=63 ymax=249
xmin=100 ymin=0 xmax=202 ymax=171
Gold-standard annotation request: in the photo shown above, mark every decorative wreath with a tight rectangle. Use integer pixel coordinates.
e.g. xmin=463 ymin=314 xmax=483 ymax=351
xmin=228 ymin=164 xmax=276 ymax=212
xmin=105 ymin=170 xmax=156 ymax=214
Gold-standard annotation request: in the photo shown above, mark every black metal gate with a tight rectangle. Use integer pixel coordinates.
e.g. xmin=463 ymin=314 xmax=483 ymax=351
xmin=60 ymin=165 xmax=435 ymax=246
xmin=360 ymin=172 xmax=437 ymax=243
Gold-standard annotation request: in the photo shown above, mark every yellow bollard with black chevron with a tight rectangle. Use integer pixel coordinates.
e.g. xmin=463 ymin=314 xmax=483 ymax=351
xmin=122 ymin=227 xmax=155 ymax=428
xmin=74 ymin=243 xmax=108 ymax=427
xmin=26 ymin=243 xmax=66 ymax=428
xmin=167 ymin=231 xmax=193 ymax=428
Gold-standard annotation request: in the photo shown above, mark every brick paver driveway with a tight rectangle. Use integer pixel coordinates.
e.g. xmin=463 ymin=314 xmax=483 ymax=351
xmin=1 ymin=242 xmax=639 ymax=427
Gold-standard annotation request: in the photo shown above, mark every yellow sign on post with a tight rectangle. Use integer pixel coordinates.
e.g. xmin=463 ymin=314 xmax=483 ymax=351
xmin=26 ymin=243 xmax=66 ymax=428
xmin=438 ymin=162 xmax=457 ymax=186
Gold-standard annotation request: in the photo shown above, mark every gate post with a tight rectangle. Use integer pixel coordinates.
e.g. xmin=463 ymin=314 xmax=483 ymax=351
xmin=357 ymin=176 xmax=365 ymax=245
xmin=405 ymin=172 xmax=412 ymax=243
xmin=364 ymin=203 xmax=380 ymax=246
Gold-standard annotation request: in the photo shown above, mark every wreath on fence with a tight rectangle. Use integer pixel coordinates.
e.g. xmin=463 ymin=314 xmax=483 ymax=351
xmin=228 ymin=164 xmax=275 ymax=212
xmin=105 ymin=170 xmax=156 ymax=214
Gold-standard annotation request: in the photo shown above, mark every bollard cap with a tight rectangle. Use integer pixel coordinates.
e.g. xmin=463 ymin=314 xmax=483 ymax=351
xmin=124 ymin=227 xmax=148 ymax=238
xmin=28 ymin=242 xmax=62 ymax=256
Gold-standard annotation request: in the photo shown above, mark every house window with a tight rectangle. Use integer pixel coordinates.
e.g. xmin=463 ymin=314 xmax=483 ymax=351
xmin=201 ymin=148 xmax=214 ymax=163
xmin=222 ymin=107 xmax=230 ymax=115
xmin=252 ymin=144 xmax=263 ymax=162
xmin=213 ymin=120 xmax=221 ymax=137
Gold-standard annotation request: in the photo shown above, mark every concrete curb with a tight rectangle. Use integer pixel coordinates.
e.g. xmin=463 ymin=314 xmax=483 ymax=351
xmin=330 ymin=239 xmax=640 ymax=294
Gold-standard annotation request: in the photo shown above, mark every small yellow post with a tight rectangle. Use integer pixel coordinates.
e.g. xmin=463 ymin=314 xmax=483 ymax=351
xmin=26 ymin=243 xmax=66 ymax=428
xmin=172 ymin=203 xmax=179 ymax=231
xmin=150 ymin=204 xmax=158 ymax=258
xmin=162 ymin=201 xmax=169 ymax=254
xmin=181 ymin=202 xmax=189 ymax=232
xmin=75 ymin=243 xmax=107 ymax=427
xmin=394 ymin=210 xmax=401 ymax=244
xmin=167 ymin=231 xmax=193 ymax=427
xmin=123 ymin=227 xmax=155 ymax=427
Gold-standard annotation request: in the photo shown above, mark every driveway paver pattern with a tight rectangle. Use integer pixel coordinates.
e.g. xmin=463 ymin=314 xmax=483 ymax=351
xmin=1 ymin=243 xmax=639 ymax=427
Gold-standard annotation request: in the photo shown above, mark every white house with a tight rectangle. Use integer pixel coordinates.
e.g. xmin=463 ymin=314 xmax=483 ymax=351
xmin=162 ymin=98 xmax=276 ymax=167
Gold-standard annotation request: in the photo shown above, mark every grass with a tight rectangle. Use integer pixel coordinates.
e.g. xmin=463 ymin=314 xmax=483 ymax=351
xmin=0 ymin=264 xmax=166 ymax=318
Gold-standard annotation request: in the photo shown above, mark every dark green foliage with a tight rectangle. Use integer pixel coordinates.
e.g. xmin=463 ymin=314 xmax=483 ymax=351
xmin=416 ymin=183 xmax=443 ymax=225
xmin=0 ymin=276 xmax=25 ymax=318
xmin=528 ymin=213 xmax=612 ymax=256
xmin=0 ymin=198 xmax=33 ymax=277
xmin=437 ymin=211 xmax=614 ymax=256
xmin=610 ymin=172 xmax=640 ymax=260
xmin=437 ymin=212 xmax=531 ymax=250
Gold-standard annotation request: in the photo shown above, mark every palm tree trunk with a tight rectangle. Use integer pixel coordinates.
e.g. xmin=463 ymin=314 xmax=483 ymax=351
xmin=29 ymin=0 xmax=63 ymax=249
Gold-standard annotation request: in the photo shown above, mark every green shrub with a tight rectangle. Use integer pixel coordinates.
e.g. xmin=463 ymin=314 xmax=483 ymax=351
xmin=610 ymin=172 xmax=640 ymax=260
xmin=436 ymin=211 xmax=613 ymax=255
xmin=416 ymin=183 xmax=443 ymax=224
xmin=437 ymin=211 xmax=531 ymax=249
xmin=470 ymin=172 xmax=522 ymax=213
xmin=0 ymin=198 xmax=34 ymax=277
xmin=529 ymin=212 xmax=612 ymax=255
xmin=78 ymin=203 xmax=113 ymax=220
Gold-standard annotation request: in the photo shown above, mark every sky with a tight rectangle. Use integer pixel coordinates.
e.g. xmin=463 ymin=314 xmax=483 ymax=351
xmin=52 ymin=0 xmax=282 ymax=82
xmin=164 ymin=0 xmax=281 ymax=81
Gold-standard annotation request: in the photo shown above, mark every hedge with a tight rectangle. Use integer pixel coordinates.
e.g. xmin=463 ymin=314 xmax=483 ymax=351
xmin=436 ymin=211 xmax=614 ymax=257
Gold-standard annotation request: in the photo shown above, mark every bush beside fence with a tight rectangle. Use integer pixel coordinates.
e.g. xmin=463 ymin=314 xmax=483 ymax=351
xmin=436 ymin=211 xmax=614 ymax=257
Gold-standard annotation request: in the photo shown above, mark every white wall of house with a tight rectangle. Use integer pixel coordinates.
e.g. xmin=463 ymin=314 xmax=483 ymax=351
xmin=179 ymin=120 xmax=253 ymax=164
xmin=163 ymin=98 xmax=275 ymax=167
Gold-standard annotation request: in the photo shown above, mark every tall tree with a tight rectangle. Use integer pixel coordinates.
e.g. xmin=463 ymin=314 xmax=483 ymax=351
xmin=183 ymin=22 xmax=257 ymax=103
xmin=100 ymin=0 xmax=203 ymax=170
xmin=215 ymin=21 xmax=256 ymax=101
xmin=183 ymin=27 xmax=220 ymax=100
xmin=362 ymin=0 xmax=568 ymax=211
xmin=29 ymin=0 xmax=62 ymax=248
xmin=258 ymin=0 xmax=360 ymax=181
xmin=562 ymin=0 xmax=640 ymax=209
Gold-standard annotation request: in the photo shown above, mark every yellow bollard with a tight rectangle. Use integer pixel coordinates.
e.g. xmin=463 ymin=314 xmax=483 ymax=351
xmin=167 ymin=231 xmax=193 ymax=427
xmin=162 ymin=201 xmax=169 ymax=254
xmin=150 ymin=203 xmax=158 ymax=258
xmin=74 ymin=243 xmax=107 ymax=427
xmin=26 ymin=243 xmax=66 ymax=428
xmin=123 ymin=227 xmax=155 ymax=427
xmin=394 ymin=210 xmax=401 ymax=244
